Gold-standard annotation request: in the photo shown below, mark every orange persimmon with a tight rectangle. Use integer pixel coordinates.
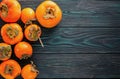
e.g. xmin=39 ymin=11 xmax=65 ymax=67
xmin=24 ymin=24 xmax=44 ymax=47
xmin=1 ymin=23 xmax=23 ymax=45
xmin=0 ymin=43 xmax=12 ymax=61
xmin=24 ymin=24 xmax=41 ymax=41
xmin=0 ymin=59 xmax=21 ymax=79
xmin=21 ymin=62 xmax=39 ymax=79
xmin=14 ymin=41 xmax=33 ymax=59
xmin=21 ymin=7 xmax=35 ymax=24
xmin=36 ymin=0 xmax=62 ymax=28
xmin=0 ymin=0 xmax=21 ymax=22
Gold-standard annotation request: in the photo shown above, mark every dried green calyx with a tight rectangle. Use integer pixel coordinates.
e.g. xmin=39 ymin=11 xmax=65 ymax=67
xmin=28 ymin=26 xmax=41 ymax=41
xmin=31 ymin=61 xmax=39 ymax=74
xmin=6 ymin=26 xmax=19 ymax=39
xmin=25 ymin=19 xmax=37 ymax=28
xmin=4 ymin=65 xmax=14 ymax=75
xmin=20 ymin=54 xmax=31 ymax=60
xmin=44 ymin=7 xmax=56 ymax=19
xmin=0 ymin=4 xmax=8 ymax=17
xmin=0 ymin=45 xmax=11 ymax=59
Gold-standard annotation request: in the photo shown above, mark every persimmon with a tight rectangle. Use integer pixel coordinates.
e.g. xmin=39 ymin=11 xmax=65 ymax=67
xmin=21 ymin=61 xmax=39 ymax=79
xmin=14 ymin=41 xmax=33 ymax=59
xmin=0 ymin=43 xmax=12 ymax=61
xmin=24 ymin=24 xmax=44 ymax=47
xmin=36 ymin=0 xmax=62 ymax=28
xmin=1 ymin=23 xmax=23 ymax=45
xmin=0 ymin=0 xmax=21 ymax=22
xmin=0 ymin=59 xmax=21 ymax=79
xmin=21 ymin=7 xmax=35 ymax=24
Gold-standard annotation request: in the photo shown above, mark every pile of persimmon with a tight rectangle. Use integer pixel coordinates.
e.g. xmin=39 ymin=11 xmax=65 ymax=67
xmin=0 ymin=0 xmax=62 ymax=78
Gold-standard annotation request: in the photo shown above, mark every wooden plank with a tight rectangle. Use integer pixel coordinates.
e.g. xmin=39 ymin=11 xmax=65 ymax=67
xmin=1 ymin=54 xmax=120 ymax=78
xmin=22 ymin=54 xmax=120 ymax=78
xmin=26 ymin=28 xmax=120 ymax=54
xmin=17 ymin=0 xmax=120 ymax=28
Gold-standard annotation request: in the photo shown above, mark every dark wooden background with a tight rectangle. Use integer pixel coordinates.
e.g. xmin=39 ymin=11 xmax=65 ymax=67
xmin=0 ymin=0 xmax=120 ymax=78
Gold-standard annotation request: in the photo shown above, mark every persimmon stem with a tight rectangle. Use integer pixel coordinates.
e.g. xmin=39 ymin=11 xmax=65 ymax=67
xmin=0 ymin=4 xmax=8 ymax=17
xmin=39 ymin=38 xmax=44 ymax=48
xmin=6 ymin=26 xmax=19 ymax=39
xmin=44 ymin=7 xmax=56 ymax=19
xmin=30 ymin=61 xmax=39 ymax=74
xmin=4 ymin=65 xmax=13 ymax=75
xmin=25 ymin=19 xmax=37 ymax=28
xmin=20 ymin=54 xmax=31 ymax=60
xmin=0 ymin=45 xmax=11 ymax=58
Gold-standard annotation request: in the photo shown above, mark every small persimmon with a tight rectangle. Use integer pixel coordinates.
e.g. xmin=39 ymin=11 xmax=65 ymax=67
xmin=1 ymin=23 xmax=23 ymax=45
xmin=0 ymin=0 xmax=21 ymax=22
xmin=24 ymin=24 xmax=41 ymax=41
xmin=0 ymin=59 xmax=21 ymax=79
xmin=21 ymin=7 xmax=35 ymax=24
xmin=0 ymin=43 xmax=12 ymax=61
xmin=36 ymin=0 xmax=62 ymax=28
xmin=24 ymin=24 xmax=44 ymax=47
xmin=21 ymin=61 xmax=39 ymax=79
xmin=14 ymin=41 xmax=33 ymax=60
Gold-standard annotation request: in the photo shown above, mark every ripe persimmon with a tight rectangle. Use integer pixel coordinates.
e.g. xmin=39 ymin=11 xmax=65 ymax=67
xmin=0 ymin=0 xmax=21 ymax=22
xmin=1 ymin=23 xmax=23 ymax=45
xmin=0 ymin=59 xmax=21 ymax=79
xmin=24 ymin=24 xmax=44 ymax=47
xmin=21 ymin=61 xmax=39 ymax=79
xmin=14 ymin=41 xmax=33 ymax=59
xmin=0 ymin=43 xmax=12 ymax=61
xmin=36 ymin=0 xmax=62 ymax=28
xmin=21 ymin=7 xmax=35 ymax=24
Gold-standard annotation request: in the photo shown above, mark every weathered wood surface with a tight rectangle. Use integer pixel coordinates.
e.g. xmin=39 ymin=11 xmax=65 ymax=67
xmin=0 ymin=0 xmax=120 ymax=78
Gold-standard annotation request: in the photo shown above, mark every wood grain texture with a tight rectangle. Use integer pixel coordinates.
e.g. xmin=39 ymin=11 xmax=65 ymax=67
xmin=0 ymin=0 xmax=119 ymax=78
xmin=1 ymin=54 xmax=118 ymax=78
xmin=31 ymin=54 xmax=120 ymax=78
xmin=32 ymin=28 xmax=120 ymax=54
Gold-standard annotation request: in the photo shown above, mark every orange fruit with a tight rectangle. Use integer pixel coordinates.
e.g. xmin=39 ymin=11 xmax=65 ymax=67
xmin=24 ymin=24 xmax=42 ymax=41
xmin=14 ymin=41 xmax=33 ymax=59
xmin=0 ymin=43 xmax=12 ymax=61
xmin=1 ymin=23 xmax=23 ymax=45
xmin=0 ymin=0 xmax=21 ymax=22
xmin=0 ymin=59 xmax=21 ymax=79
xmin=36 ymin=0 xmax=62 ymax=28
xmin=21 ymin=62 xmax=39 ymax=79
xmin=21 ymin=7 xmax=35 ymax=24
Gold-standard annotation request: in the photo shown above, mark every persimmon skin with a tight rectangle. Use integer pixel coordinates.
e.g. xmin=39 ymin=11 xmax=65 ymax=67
xmin=14 ymin=41 xmax=33 ymax=59
xmin=0 ymin=43 xmax=12 ymax=61
xmin=0 ymin=59 xmax=21 ymax=79
xmin=0 ymin=0 xmax=21 ymax=22
xmin=21 ymin=8 xmax=35 ymax=23
xmin=36 ymin=0 xmax=62 ymax=28
xmin=24 ymin=24 xmax=42 ymax=41
xmin=1 ymin=23 xmax=23 ymax=45
xmin=21 ymin=64 xmax=39 ymax=79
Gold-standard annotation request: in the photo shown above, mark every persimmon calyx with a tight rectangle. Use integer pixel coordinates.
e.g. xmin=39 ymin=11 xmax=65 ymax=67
xmin=25 ymin=19 xmax=37 ymax=28
xmin=44 ymin=7 xmax=56 ymax=19
xmin=31 ymin=61 xmax=39 ymax=74
xmin=4 ymin=65 xmax=14 ymax=75
xmin=20 ymin=54 xmax=31 ymax=60
xmin=0 ymin=45 xmax=11 ymax=58
xmin=6 ymin=26 xmax=19 ymax=39
xmin=0 ymin=4 xmax=8 ymax=17
xmin=28 ymin=26 xmax=41 ymax=41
